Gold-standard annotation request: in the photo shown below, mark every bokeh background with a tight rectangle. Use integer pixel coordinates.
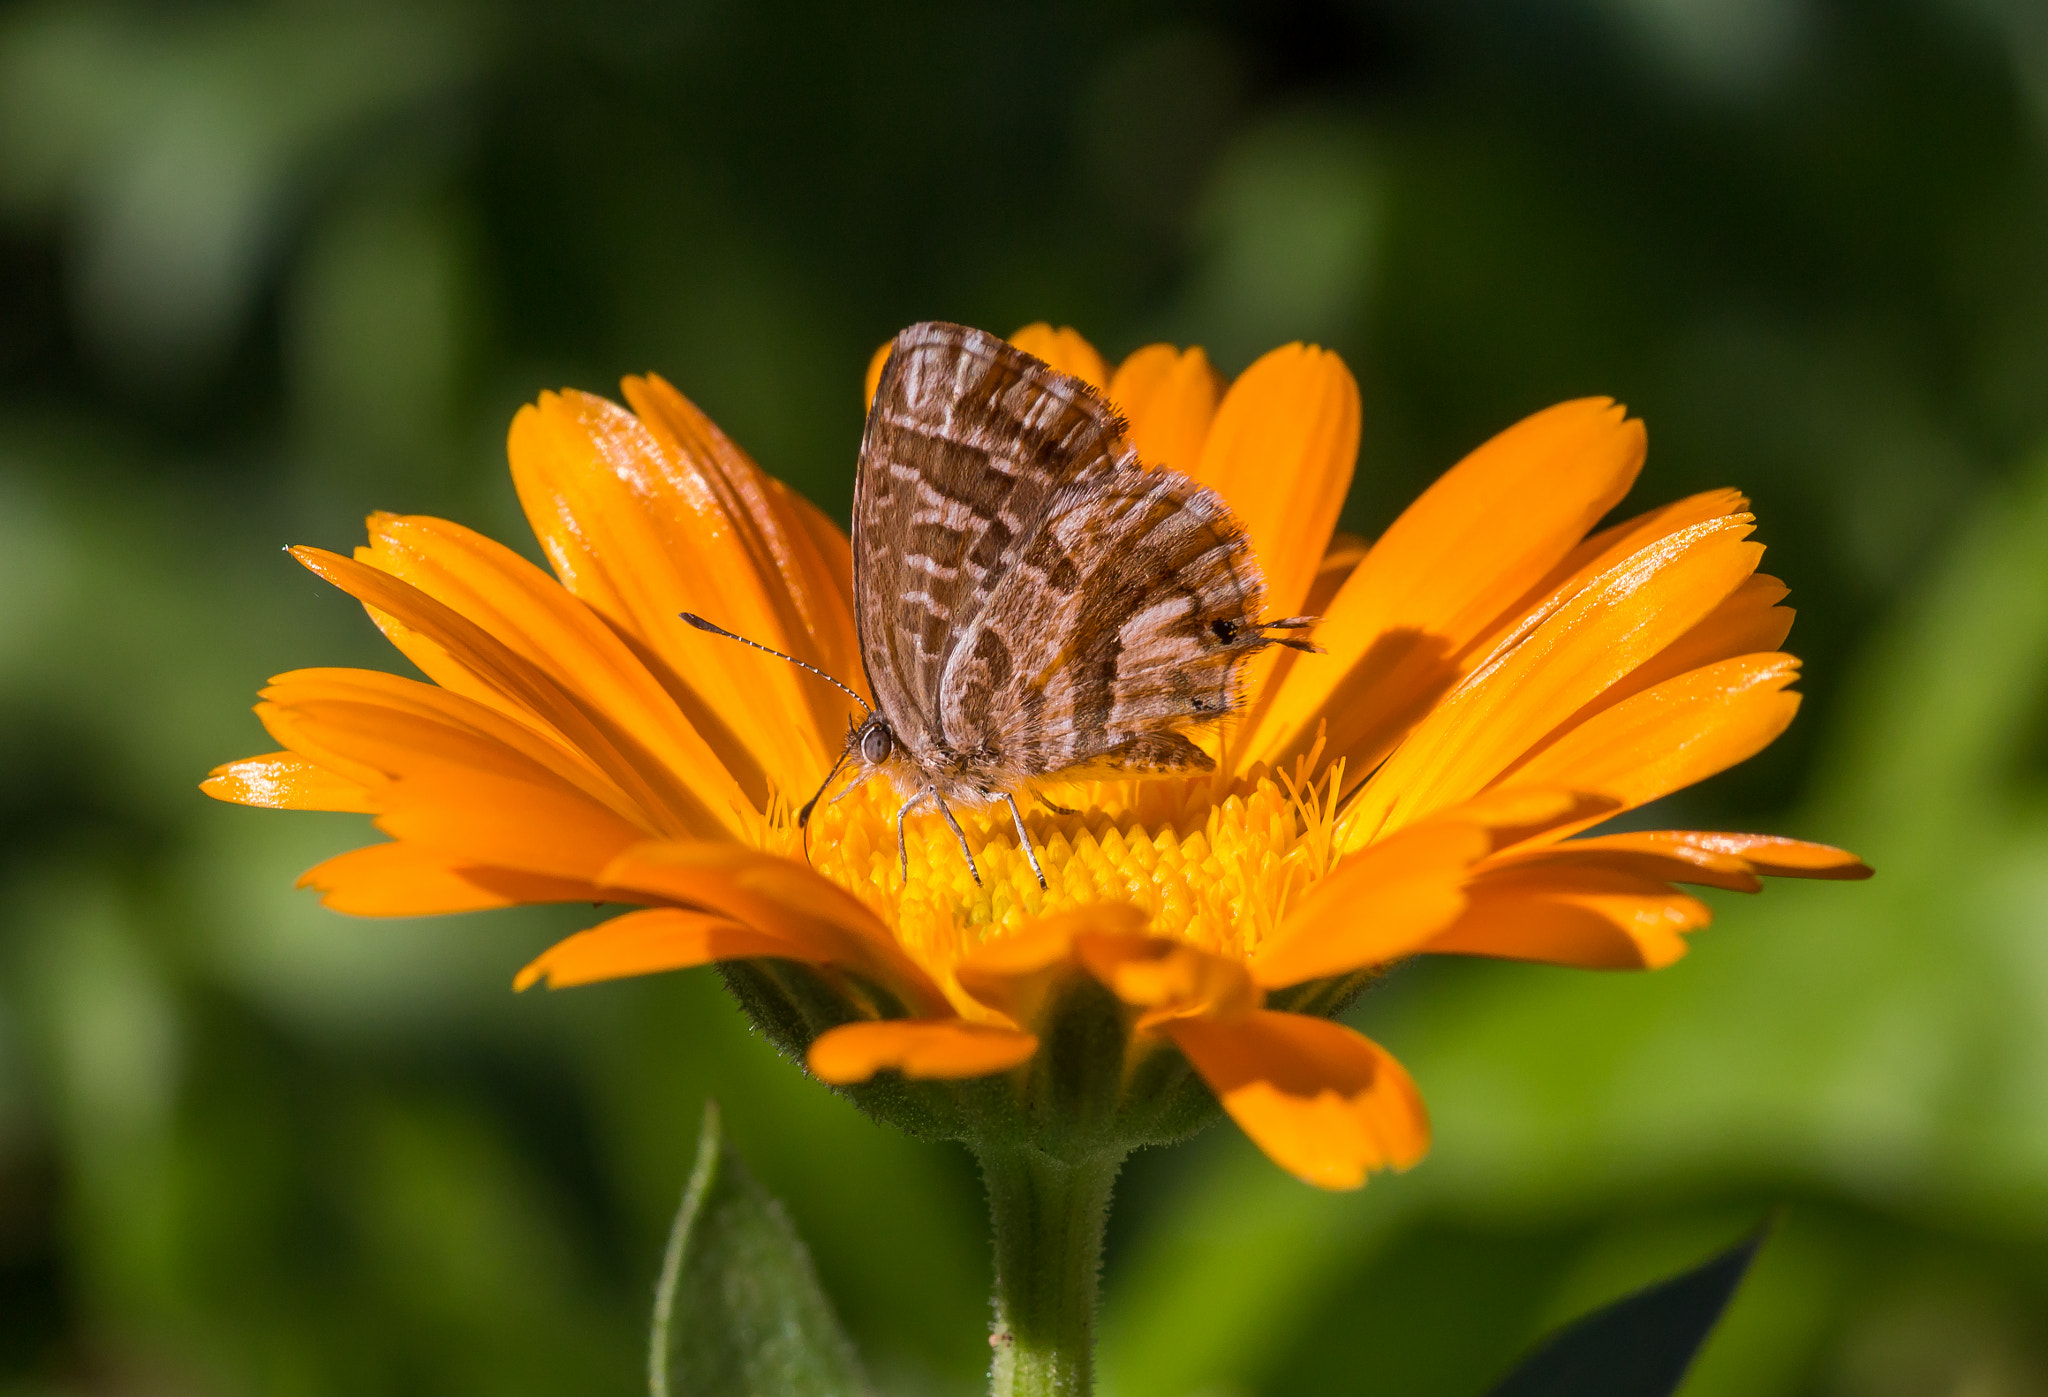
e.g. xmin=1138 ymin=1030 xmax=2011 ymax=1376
xmin=4 ymin=0 xmax=2048 ymax=1393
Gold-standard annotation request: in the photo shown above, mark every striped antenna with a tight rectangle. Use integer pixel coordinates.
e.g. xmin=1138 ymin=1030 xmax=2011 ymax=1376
xmin=679 ymin=613 xmax=871 ymax=714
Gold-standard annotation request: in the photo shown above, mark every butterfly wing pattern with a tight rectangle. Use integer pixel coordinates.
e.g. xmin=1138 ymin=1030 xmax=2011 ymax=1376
xmin=854 ymin=321 xmax=1294 ymax=806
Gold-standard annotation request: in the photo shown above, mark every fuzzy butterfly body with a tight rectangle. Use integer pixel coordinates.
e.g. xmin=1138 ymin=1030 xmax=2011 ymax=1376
xmin=687 ymin=321 xmax=1313 ymax=887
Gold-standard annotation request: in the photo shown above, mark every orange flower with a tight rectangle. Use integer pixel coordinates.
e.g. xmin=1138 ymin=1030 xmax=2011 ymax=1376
xmin=203 ymin=323 xmax=1868 ymax=1191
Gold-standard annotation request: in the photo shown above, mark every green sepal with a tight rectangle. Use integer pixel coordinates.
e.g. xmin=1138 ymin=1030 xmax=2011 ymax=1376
xmin=725 ymin=955 xmax=1228 ymax=1154
xmin=718 ymin=959 xmax=970 ymax=1141
xmin=650 ymin=1100 xmax=874 ymax=1397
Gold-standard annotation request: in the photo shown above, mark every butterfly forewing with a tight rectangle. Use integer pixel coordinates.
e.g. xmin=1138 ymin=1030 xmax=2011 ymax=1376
xmin=854 ymin=321 xmax=1274 ymax=795
xmin=855 ymin=324 xmax=1132 ymax=747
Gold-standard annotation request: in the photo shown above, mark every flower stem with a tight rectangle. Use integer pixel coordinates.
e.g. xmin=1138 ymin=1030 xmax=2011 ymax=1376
xmin=975 ymin=1144 xmax=1125 ymax=1397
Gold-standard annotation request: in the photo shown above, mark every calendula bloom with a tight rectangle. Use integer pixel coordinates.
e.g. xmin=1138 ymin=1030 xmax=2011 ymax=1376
xmin=203 ymin=324 xmax=1867 ymax=1191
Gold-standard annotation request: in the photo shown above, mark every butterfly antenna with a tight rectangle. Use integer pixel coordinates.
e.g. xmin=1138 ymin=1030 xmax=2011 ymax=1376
xmin=680 ymin=612 xmax=871 ymax=713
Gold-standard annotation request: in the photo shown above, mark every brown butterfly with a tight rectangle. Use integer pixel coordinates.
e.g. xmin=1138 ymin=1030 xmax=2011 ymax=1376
xmin=685 ymin=321 xmax=1316 ymax=888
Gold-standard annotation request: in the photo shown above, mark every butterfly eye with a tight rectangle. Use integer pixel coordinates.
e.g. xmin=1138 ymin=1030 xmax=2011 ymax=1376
xmin=860 ymin=724 xmax=894 ymax=765
xmin=1210 ymin=618 xmax=1238 ymax=643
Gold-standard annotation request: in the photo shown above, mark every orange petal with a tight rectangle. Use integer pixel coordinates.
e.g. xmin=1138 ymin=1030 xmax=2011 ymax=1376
xmin=514 ymin=907 xmax=805 ymax=990
xmin=1193 ymin=343 xmax=1359 ymax=624
xmin=361 ymin=509 xmax=780 ymax=816
xmin=1254 ymin=819 xmax=1487 ymax=987
xmin=1439 ymin=492 xmax=1768 ymax=723
xmin=954 ymin=904 xmax=1148 ymax=1025
xmin=1531 ymin=830 xmax=1871 ymax=882
xmin=1479 ymin=829 xmax=1869 ymax=892
xmin=275 ymin=696 xmax=653 ymax=883
xmin=598 ymin=841 xmax=947 ymax=1011
xmin=864 ymin=341 xmax=892 ymax=411
xmin=624 ymin=376 xmax=865 ymax=737
xmin=1424 ymin=863 xmax=1710 ymax=969
xmin=1479 ymin=833 xmax=1765 ymax=894
xmin=1410 ymin=786 xmax=1622 ymax=853
xmin=508 ymin=393 xmax=828 ymax=803
xmin=1554 ymin=487 xmax=1750 ymax=578
xmin=1476 ymin=560 xmax=1790 ymax=766
xmin=1465 ymin=488 xmax=1753 ymax=664
xmin=1108 ymin=344 xmax=1223 ymax=475
xmin=773 ymin=477 xmax=859 ymax=625
xmin=202 ymin=752 xmax=375 ymax=812
xmin=1674 ymin=831 xmax=1870 ymax=878
xmin=1248 ymin=398 xmax=1644 ymax=774
xmin=1071 ymin=933 xmax=1261 ymax=1029
xmin=1588 ymin=572 xmax=1792 ymax=715
xmin=1008 ymin=323 xmax=1110 ymax=390
xmin=292 ymin=546 xmax=744 ymax=841
xmin=1302 ymin=532 xmax=1369 ymax=620
xmin=261 ymin=666 xmax=639 ymax=822
xmin=263 ymin=670 xmax=623 ymax=808
xmin=299 ymin=840 xmax=613 ymax=916
xmin=1351 ymin=514 xmax=1765 ymax=835
xmin=375 ymin=773 xmax=648 ymax=884
xmin=255 ymin=700 xmax=389 ymax=793
xmin=1165 ymin=1012 xmax=1429 ymax=1189
xmin=1505 ymin=653 xmax=1804 ymax=831
xmin=807 ymin=1019 xmax=1039 ymax=1083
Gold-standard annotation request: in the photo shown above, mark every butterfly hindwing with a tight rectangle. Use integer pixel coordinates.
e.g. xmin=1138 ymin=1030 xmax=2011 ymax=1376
xmin=940 ymin=463 xmax=1268 ymax=783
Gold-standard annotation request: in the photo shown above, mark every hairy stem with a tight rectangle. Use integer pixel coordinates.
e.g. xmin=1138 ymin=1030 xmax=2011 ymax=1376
xmin=977 ymin=1144 xmax=1125 ymax=1397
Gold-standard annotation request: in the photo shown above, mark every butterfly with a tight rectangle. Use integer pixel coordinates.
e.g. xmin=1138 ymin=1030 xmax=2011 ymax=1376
xmin=685 ymin=321 xmax=1317 ymax=888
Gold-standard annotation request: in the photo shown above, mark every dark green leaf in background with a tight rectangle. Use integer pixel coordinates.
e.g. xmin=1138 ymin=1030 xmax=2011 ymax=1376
xmin=651 ymin=1102 xmax=874 ymax=1397
xmin=1483 ymin=1224 xmax=1768 ymax=1397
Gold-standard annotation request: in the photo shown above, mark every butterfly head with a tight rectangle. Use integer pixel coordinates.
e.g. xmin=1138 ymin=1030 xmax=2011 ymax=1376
xmin=792 ymin=713 xmax=896 ymax=829
xmin=855 ymin=714 xmax=898 ymax=768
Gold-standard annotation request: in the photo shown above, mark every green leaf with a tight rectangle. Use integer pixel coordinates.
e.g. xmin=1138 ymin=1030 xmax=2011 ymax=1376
xmin=651 ymin=1101 xmax=875 ymax=1397
xmin=1483 ymin=1223 xmax=1768 ymax=1397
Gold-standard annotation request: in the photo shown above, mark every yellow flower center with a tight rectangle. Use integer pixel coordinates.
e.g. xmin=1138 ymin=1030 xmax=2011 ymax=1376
xmin=765 ymin=748 xmax=1348 ymax=988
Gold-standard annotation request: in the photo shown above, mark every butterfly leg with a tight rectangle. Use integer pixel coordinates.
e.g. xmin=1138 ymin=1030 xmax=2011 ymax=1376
xmin=929 ymin=790 xmax=982 ymax=887
xmin=1002 ymin=793 xmax=1049 ymax=890
xmin=893 ymin=787 xmax=930 ymax=883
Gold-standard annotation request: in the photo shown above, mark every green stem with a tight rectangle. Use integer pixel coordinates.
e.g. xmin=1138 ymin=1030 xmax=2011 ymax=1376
xmin=976 ymin=1144 xmax=1126 ymax=1397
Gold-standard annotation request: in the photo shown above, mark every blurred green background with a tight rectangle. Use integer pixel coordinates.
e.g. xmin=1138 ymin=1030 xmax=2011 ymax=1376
xmin=3 ymin=0 xmax=2048 ymax=1393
